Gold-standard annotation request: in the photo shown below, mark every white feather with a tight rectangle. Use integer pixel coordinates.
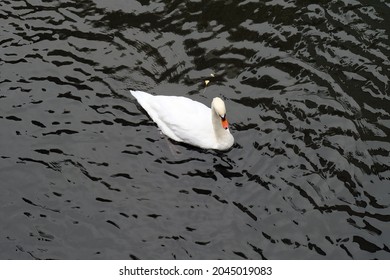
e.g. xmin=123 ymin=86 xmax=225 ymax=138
xmin=130 ymin=90 xmax=234 ymax=150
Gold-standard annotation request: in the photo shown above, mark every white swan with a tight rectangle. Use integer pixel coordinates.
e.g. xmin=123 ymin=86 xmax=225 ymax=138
xmin=130 ymin=90 xmax=234 ymax=150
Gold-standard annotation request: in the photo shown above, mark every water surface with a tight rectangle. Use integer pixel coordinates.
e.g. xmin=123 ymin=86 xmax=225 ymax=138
xmin=1 ymin=0 xmax=390 ymax=259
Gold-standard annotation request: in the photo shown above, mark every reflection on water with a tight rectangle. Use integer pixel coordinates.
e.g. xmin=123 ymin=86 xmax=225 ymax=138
xmin=1 ymin=0 xmax=389 ymax=259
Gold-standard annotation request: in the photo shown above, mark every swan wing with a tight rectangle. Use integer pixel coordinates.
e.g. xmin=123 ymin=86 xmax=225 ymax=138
xmin=131 ymin=90 xmax=217 ymax=148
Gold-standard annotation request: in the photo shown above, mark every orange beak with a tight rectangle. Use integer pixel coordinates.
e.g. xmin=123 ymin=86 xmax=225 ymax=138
xmin=221 ymin=117 xmax=229 ymax=129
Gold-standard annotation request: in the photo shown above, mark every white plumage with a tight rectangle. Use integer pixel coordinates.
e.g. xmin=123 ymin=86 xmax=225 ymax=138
xmin=130 ymin=90 xmax=234 ymax=150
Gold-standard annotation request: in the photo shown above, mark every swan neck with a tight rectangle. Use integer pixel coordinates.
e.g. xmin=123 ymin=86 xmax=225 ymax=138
xmin=211 ymin=106 xmax=225 ymax=138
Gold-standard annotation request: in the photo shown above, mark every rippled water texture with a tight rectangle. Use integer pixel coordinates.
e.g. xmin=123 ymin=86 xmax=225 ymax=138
xmin=1 ymin=0 xmax=390 ymax=259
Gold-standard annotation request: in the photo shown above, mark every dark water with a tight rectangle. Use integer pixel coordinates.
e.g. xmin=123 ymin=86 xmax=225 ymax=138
xmin=1 ymin=0 xmax=390 ymax=260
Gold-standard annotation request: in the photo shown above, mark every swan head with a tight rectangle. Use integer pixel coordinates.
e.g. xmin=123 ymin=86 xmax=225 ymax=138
xmin=212 ymin=97 xmax=229 ymax=130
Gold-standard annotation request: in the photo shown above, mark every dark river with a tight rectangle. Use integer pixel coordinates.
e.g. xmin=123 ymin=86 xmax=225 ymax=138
xmin=1 ymin=0 xmax=390 ymax=260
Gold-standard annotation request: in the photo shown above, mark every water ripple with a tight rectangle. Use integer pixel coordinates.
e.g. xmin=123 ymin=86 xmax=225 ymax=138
xmin=1 ymin=0 xmax=389 ymax=259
